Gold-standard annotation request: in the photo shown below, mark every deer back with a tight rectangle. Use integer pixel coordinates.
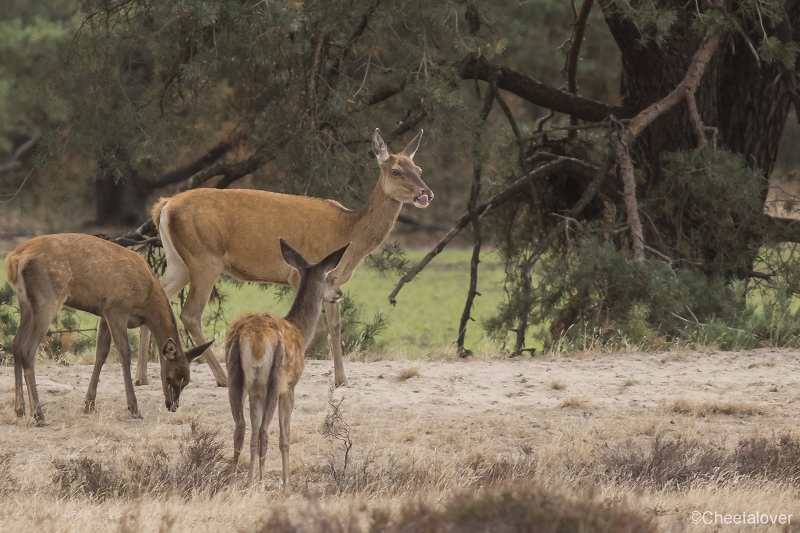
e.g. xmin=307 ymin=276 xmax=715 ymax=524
xmin=6 ymin=234 xmax=163 ymax=318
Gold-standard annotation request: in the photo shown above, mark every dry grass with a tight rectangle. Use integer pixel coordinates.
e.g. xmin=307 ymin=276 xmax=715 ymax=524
xmin=669 ymin=397 xmax=764 ymax=417
xmin=559 ymin=396 xmax=589 ymax=409
xmin=3 ymin=351 xmax=800 ymax=532
xmin=397 ymin=365 xmax=420 ymax=381
xmin=550 ymin=380 xmax=566 ymax=390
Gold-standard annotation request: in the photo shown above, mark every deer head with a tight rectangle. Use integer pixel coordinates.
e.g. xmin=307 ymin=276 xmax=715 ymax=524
xmin=372 ymin=129 xmax=433 ymax=208
xmin=279 ymin=238 xmax=349 ymax=304
xmin=160 ymin=338 xmax=212 ymax=411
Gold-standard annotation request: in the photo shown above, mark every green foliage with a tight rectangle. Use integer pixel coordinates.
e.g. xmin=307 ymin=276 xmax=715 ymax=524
xmin=646 ymin=148 xmax=766 ymax=279
xmin=603 ymin=0 xmax=678 ymax=46
xmin=338 ymin=292 xmax=389 ymax=355
xmin=0 ymin=284 xmax=18 ymax=365
xmin=364 ymin=242 xmax=409 ymax=278
xmin=506 ymin=235 xmax=800 ymax=353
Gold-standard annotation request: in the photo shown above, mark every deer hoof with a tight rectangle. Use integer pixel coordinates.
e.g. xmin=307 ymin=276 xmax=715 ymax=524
xmin=84 ymin=400 xmax=95 ymax=414
xmin=36 ymin=420 xmax=50 ymax=427
xmin=216 ymin=380 xmax=228 ymax=388
xmin=334 ymin=379 xmax=349 ymax=388
xmin=135 ymin=378 xmax=149 ymax=386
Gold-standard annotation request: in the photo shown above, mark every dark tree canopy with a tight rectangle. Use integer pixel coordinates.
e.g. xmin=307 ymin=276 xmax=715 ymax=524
xmin=5 ymin=0 xmax=800 ymax=353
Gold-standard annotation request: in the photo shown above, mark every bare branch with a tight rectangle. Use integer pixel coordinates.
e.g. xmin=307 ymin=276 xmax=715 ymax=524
xmin=179 ymin=150 xmax=272 ymax=192
xmin=147 ymin=141 xmax=233 ymax=189
xmin=564 ymin=0 xmax=595 ymax=138
xmin=611 ymin=132 xmax=645 ymax=262
xmin=389 ymin=157 xmax=600 ymax=305
xmin=0 ymin=137 xmax=37 ymax=175
xmin=627 ymin=32 xmax=722 ymax=138
xmin=455 ymin=55 xmax=633 ymax=122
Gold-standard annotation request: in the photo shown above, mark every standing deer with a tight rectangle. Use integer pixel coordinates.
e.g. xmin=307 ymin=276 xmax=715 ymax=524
xmin=136 ymin=128 xmax=432 ymax=388
xmin=226 ymin=238 xmax=348 ymax=490
xmin=5 ymin=234 xmax=211 ymax=424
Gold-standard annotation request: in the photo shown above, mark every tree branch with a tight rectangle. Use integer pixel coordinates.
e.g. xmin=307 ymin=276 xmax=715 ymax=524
xmin=179 ymin=150 xmax=272 ymax=192
xmin=146 ymin=141 xmax=232 ymax=189
xmin=565 ymin=0 xmax=595 ymax=138
xmin=388 ymin=157 xmax=600 ymax=305
xmin=627 ymin=32 xmax=722 ymax=138
xmin=613 ymin=31 xmax=722 ymax=262
xmin=455 ymin=55 xmax=633 ymax=122
xmin=0 ymin=137 xmax=37 ymax=175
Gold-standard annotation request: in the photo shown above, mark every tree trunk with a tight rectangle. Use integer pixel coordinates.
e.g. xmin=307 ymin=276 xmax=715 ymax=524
xmin=602 ymin=3 xmax=799 ymax=277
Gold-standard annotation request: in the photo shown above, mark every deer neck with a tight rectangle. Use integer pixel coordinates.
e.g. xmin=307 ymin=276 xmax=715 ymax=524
xmin=342 ymin=175 xmax=402 ymax=271
xmin=144 ymin=293 xmax=181 ymax=356
xmin=284 ymin=281 xmax=324 ymax=349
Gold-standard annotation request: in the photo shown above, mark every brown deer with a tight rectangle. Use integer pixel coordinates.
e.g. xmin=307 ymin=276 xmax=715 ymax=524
xmin=226 ymin=238 xmax=348 ymax=490
xmin=5 ymin=233 xmax=211 ymax=425
xmin=136 ymin=128 xmax=432 ymax=388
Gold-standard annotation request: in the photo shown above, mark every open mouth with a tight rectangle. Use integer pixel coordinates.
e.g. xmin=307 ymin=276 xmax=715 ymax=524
xmin=413 ymin=193 xmax=430 ymax=208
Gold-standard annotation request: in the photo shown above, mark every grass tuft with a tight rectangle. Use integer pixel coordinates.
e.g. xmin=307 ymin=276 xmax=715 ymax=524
xmin=398 ymin=365 xmax=420 ymax=381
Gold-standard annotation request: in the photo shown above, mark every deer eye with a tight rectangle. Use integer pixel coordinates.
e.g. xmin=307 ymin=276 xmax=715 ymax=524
xmin=392 ymin=169 xmax=400 ymax=176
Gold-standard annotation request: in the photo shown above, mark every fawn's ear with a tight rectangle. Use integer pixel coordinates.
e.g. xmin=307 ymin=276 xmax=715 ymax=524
xmin=185 ymin=341 xmax=213 ymax=363
xmin=320 ymin=243 xmax=350 ymax=275
xmin=162 ymin=339 xmax=178 ymax=361
xmin=372 ymin=128 xmax=389 ymax=164
xmin=279 ymin=238 xmax=310 ymax=272
xmin=401 ymin=129 xmax=423 ymax=160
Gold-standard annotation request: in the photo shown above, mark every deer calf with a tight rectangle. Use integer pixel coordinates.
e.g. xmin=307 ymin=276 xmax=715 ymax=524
xmin=5 ymin=234 xmax=210 ymax=424
xmin=226 ymin=238 xmax=348 ymax=490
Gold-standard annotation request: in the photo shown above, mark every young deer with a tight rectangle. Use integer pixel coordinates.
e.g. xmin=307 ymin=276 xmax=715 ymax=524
xmin=226 ymin=238 xmax=348 ymax=491
xmin=137 ymin=128 xmax=432 ymax=388
xmin=5 ymin=234 xmax=211 ymax=424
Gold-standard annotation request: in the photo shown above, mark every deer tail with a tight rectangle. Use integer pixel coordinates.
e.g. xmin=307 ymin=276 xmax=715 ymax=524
xmin=151 ymin=197 xmax=170 ymax=232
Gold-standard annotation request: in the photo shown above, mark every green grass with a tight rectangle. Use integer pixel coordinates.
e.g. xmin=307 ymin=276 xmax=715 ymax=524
xmin=212 ymin=250 xmax=508 ymax=352
xmin=0 ymin=250 xmax=509 ymax=358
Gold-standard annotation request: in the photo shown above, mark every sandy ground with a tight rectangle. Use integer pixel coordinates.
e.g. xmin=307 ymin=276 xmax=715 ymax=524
xmin=1 ymin=349 xmax=800 ymax=531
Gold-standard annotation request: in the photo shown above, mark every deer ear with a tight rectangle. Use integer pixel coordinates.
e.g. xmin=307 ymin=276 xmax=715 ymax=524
xmin=402 ymin=129 xmax=423 ymax=160
xmin=372 ymin=128 xmax=389 ymax=164
xmin=321 ymin=243 xmax=350 ymax=274
xmin=185 ymin=341 xmax=213 ymax=363
xmin=162 ymin=339 xmax=178 ymax=361
xmin=279 ymin=238 xmax=310 ymax=272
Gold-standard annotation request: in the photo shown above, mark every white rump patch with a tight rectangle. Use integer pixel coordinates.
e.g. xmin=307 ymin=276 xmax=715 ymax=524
xmin=242 ymin=336 xmax=273 ymax=392
xmin=159 ymin=203 xmax=191 ymax=299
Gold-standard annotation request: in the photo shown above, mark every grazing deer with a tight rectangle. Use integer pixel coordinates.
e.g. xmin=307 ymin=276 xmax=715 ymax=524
xmin=136 ymin=128 xmax=432 ymax=388
xmin=5 ymin=234 xmax=211 ymax=424
xmin=226 ymin=238 xmax=348 ymax=490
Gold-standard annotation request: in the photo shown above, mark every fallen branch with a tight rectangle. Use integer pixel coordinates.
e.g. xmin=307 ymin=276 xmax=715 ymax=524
xmin=388 ymin=157 xmax=600 ymax=305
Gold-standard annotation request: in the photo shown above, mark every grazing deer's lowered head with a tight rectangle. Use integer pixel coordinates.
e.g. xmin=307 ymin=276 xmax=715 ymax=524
xmin=226 ymin=238 xmax=349 ymax=490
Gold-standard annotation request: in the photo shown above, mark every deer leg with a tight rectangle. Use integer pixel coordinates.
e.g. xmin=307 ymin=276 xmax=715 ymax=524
xmin=15 ymin=298 xmax=59 ymax=425
xmin=247 ymin=389 xmax=266 ymax=488
xmin=84 ymin=318 xmax=112 ymax=413
xmin=105 ymin=314 xmax=141 ymax=418
xmin=258 ymin=372 xmax=280 ymax=485
xmin=227 ymin=342 xmax=246 ymax=475
xmin=12 ymin=302 xmax=33 ymax=418
xmin=278 ymin=388 xmax=295 ymax=493
xmin=135 ymin=326 xmax=151 ymax=386
xmin=180 ymin=273 xmax=228 ymax=387
xmin=324 ymin=300 xmax=348 ymax=387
